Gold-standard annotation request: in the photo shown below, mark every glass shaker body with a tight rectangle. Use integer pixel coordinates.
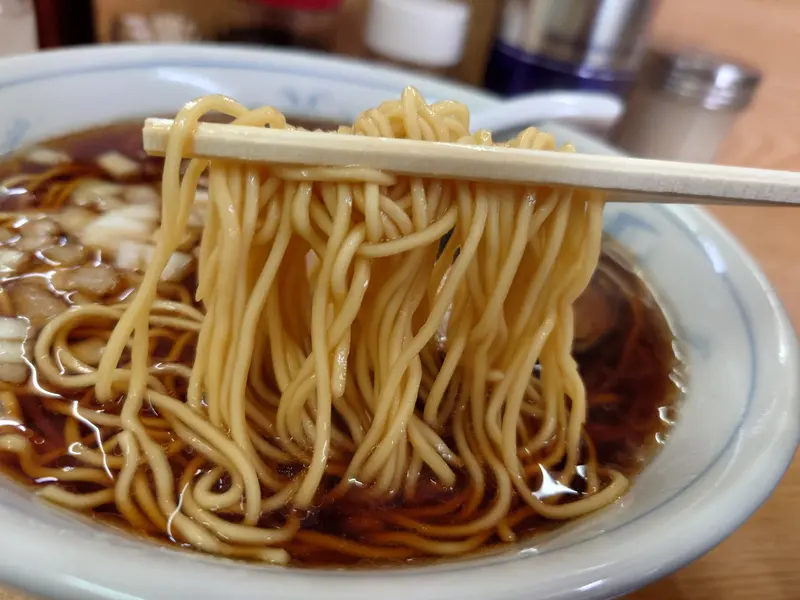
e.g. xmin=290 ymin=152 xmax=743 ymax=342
xmin=0 ymin=0 xmax=38 ymax=57
xmin=614 ymin=87 xmax=740 ymax=163
xmin=613 ymin=49 xmax=761 ymax=163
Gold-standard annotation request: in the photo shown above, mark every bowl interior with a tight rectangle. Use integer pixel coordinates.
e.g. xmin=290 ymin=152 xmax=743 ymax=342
xmin=0 ymin=46 xmax=796 ymax=600
xmin=0 ymin=45 xmax=497 ymax=155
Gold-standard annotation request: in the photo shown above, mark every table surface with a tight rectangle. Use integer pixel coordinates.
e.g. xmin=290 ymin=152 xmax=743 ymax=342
xmin=3 ymin=1 xmax=800 ymax=599
xmin=628 ymin=1 xmax=800 ymax=598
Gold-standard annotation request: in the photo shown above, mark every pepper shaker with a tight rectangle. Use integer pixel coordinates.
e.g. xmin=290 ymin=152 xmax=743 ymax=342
xmin=0 ymin=0 xmax=38 ymax=57
xmin=613 ymin=48 xmax=762 ymax=163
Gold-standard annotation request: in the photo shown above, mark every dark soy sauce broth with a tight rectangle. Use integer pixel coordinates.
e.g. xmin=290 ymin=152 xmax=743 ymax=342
xmin=0 ymin=119 xmax=683 ymax=567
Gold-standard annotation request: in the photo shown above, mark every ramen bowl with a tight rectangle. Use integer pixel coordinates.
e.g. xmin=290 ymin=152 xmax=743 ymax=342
xmin=0 ymin=45 xmax=796 ymax=600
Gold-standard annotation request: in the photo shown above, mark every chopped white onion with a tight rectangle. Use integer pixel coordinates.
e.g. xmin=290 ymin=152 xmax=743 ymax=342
xmin=9 ymin=284 xmax=68 ymax=327
xmin=163 ymin=251 xmax=194 ymax=282
xmin=83 ymin=222 xmax=152 ymax=251
xmin=194 ymin=189 xmax=209 ymax=204
xmin=19 ymin=218 xmax=58 ymax=238
xmin=23 ymin=147 xmax=71 ymax=166
xmin=53 ymin=264 xmax=119 ymax=297
xmin=15 ymin=235 xmax=54 ymax=253
xmin=114 ymin=240 xmax=150 ymax=272
xmin=71 ymin=180 xmax=125 ymax=210
xmin=40 ymin=244 xmax=87 ymax=266
xmin=0 ymin=340 xmax=24 ymax=361
xmin=116 ymin=203 xmax=160 ymax=222
xmin=79 ymin=180 xmax=125 ymax=197
xmin=188 ymin=190 xmax=209 ymax=227
xmin=0 ymin=316 xmax=29 ymax=383
xmin=0 ymin=316 xmax=29 ymax=341
xmin=95 ymin=195 xmax=127 ymax=213
xmin=115 ymin=240 xmax=193 ymax=282
xmin=0 ymin=249 xmax=25 ymax=273
xmin=124 ymin=185 xmax=160 ymax=205
xmin=0 ymin=363 xmax=27 ymax=384
xmin=96 ymin=151 xmax=140 ymax=179
xmin=55 ymin=207 xmax=96 ymax=239
xmin=80 ymin=204 xmax=159 ymax=251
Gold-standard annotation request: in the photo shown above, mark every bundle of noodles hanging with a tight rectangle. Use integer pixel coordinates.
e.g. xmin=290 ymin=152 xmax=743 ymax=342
xmin=18 ymin=87 xmax=626 ymax=564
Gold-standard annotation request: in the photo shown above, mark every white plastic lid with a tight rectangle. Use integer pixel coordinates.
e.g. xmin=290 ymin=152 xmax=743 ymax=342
xmin=365 ymin=0 xmax=471 ymax=69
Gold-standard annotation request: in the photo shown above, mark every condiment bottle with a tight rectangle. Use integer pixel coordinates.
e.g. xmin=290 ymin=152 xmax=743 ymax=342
xmin=613 ymin=48 xmax=762 ymax=163
xmin=220 ymin=0 xmax=342 ymax=52
xmin=0 ymin=0 xmax=38 ymax=57
xmin=364 ymin=0 xmax=471 ymax=77
xmin=485 ymin=0 xmax=657 ymax=97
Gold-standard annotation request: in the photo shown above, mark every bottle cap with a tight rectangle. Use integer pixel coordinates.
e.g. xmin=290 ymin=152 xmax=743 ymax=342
xmin=642 ymin=48 xmax=762 ymax=111
xmin=365 ymin=0 xmax=471 ymax=69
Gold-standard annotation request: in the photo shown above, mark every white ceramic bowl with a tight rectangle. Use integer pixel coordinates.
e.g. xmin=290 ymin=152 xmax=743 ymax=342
xmin=0 ymin=45 xmax=796 ymax=600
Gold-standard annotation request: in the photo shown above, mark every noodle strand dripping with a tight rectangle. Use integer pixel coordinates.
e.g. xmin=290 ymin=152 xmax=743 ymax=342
xmin=3 ymin=88 xmax=633 ymax=564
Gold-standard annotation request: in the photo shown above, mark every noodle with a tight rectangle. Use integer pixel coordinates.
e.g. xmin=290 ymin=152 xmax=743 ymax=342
xmin=5 ymin=87 xmax=628 ymax=564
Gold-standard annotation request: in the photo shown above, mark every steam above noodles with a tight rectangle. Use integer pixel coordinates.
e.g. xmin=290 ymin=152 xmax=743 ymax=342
xmin=2 ymin=88 xmax=628 ymax=564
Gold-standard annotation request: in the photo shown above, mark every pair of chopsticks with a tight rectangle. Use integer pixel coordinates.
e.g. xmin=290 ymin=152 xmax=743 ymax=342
xmin=142 ymin=118 xmax=800 ymax=207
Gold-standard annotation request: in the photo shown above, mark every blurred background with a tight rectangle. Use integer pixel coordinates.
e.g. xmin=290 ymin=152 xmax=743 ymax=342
xmin=0 ymin=1 xmax=798 ymax=599
xmin=2 ymin=0 xmax=793 ymax=168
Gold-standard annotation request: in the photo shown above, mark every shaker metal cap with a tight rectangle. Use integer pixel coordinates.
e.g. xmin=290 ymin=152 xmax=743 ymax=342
xmin=642 ymin=48 xmax=762 ymax=110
